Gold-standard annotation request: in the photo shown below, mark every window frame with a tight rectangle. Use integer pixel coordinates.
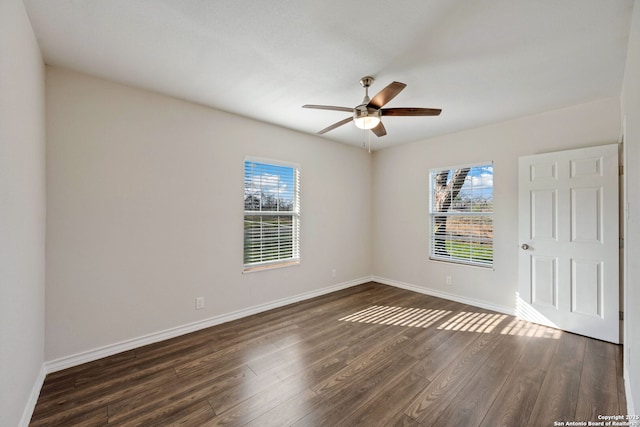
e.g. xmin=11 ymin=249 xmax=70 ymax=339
xmin=243 ymin=157 xmax=300 ymax=273
xmin=428 ymin=161 xmax=494 ymax=269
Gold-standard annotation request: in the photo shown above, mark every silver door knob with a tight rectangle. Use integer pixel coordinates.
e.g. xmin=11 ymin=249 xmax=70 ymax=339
xmin=521 ymin=243 xmax=530 ymax=250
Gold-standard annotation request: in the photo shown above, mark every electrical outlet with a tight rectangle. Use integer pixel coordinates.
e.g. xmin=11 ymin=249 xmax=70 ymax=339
xmin=446 ymin=275 xmax=452 ymax=285
xmin=332 ymin=269 xmax=337 ymax=278
xmin=195 ymin=297 xmax=205 ymax=310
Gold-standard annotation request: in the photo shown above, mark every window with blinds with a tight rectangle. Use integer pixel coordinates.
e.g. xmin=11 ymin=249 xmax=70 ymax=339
xmin=429 ymin=163 xmax=493 ymax=267
xmin=244 ymin=160 xmax=300 ymax=271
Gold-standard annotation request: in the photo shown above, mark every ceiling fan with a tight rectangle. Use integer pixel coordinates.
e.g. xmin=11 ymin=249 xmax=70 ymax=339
xmin=303 ymin=76 xmax=442 ymax=137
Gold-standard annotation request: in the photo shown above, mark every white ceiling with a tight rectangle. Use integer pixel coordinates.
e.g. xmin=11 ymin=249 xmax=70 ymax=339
xmin=24 ymin=0 xmax=634 ymax=150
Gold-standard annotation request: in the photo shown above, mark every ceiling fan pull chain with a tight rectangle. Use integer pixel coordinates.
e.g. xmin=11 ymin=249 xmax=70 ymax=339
xmin=362 ymin=128 xmax=366 ymax=150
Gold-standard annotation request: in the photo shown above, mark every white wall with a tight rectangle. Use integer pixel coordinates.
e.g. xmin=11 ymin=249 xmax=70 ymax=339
xmin=372 ymin=97 xmax=621 ymax=311
xmin=622 ymin=0 xmax=640 ymax=415
xmin=45 ymin=67 xmax=372 ymax=361
xmin=0 ymin=0 xmax=46 ymax=425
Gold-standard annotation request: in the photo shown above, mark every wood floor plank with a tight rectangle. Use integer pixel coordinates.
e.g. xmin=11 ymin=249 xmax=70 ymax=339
xmin=409 ymin=329 xmax=480 ymax=382
xmin=310 ymin=331 xmax=412 ymax=398
xmin=478 ymin=365 xmax=547 ymax=427
xmin=106 ymin=365 xmax=255 ymax=423
xmin=109 ymin=397 xmax=216 ymax=426
xmin=478 ymin=332 xmax=558 ymax=427
xmin=28 ymin=282 xmax=625 ymax=427
xmin=155 ymin=399 xmax=217 ymax=425
xmin=482 ymin=331 xmax=533 ymax=373
xmin=32 ymin=406 xmax=108 ymax=427
xmin=390 ymin=412 xmax=424 ymax=426
xmin=44 ymin=349 xmax=137 ymax=383
xmin=172 ymin=335 xmax=278 ymax=380
xmin=575 ymin=341 xmax=620 ymax=421
xmin=242 ymin=388 xmax=324 ymax=427
xmin=31 ymin=368 xmax=177 ymax=426
xmin=204 ymin=369 xmax=284 ymax=416
xmin=339 ymin=370 xmax=430 ymax=426
xmin=525 ymin=332 xmax=588 ymax=427
xmin=292 ymin=353 xmax=418 ymax=426
xmin=60 ymin=343 xmax=213 ymax=404
xmin=402 ymin=331 xmax=504 ymax=424
xmin=251 ymin=342 xmax=349 ymax=388
xmin=430 ymin=332 xmax=532 ymax=426
xmin=433 ymin=364 xmax=510 ymax=427
xmin=245 ymin=321 xmax=357 ymax=376
xmin=206 ymin=375 xmax=310 ymax=426
xmin=510 ymin=324 xmax=561 ymax=371
xmin=616 ymin=344 xmax=628 ymax=413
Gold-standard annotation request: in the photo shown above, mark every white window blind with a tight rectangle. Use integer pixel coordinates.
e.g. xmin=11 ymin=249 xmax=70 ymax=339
xmin=429 ymin=163 xmax=493 ymax=267
xmin=244 ymin=160 xmax=300 ymax=271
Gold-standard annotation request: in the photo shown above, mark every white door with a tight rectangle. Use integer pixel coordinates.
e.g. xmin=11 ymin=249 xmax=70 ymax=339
xmin=518 ymin=143 xmax=619 ymax=343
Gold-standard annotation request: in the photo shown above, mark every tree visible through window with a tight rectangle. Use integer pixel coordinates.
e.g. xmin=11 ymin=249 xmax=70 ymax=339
xmin=429 ymin=163 xmax=493 ymax=267
xmin=244 ymin=160 xmax=300 ymax=271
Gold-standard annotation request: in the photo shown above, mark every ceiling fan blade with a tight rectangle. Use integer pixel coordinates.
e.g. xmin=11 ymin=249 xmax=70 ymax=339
xmin=303 ymin=104 xmax=353 ymax=113
xmin=367 ymin=81 xmax=407 ymax=109
xmin=381 ymin=107 xmax=442 ymax=116
xmin=317 ymin=116 xmax=353 ymax=134
xmin=371 ymin=121 xmax=387 ymax=137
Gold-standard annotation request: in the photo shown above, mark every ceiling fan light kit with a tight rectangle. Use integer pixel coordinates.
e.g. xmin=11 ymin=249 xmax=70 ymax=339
xmin=303 ymin=75 xmax=442 ymax=143
xmin=353 ymin=105 xmax=381 ymax=129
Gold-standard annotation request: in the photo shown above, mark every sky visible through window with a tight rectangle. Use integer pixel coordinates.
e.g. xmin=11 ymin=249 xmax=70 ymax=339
xmin=463 ymin=164 xmax=493 ymax=197
xmin=244 ymin=161 xmax=295 ymax=211
xmin=437 ymin=165 xmax=493 ymax=212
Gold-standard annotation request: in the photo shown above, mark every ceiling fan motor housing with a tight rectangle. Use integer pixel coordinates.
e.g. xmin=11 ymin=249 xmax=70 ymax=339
xmin=353 ymin=104 xmax=381 ymax=129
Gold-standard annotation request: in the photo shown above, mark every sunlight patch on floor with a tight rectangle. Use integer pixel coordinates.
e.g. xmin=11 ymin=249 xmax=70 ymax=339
xmin=338 ymin=305 xmax=452 ymax=329
xmin=437 ymin=311 xmax=507 ymax=333
xmin=499 ymin=318 xmax=562 ymax=339
xmin=339 ymin=305 xmax=561 ymax=338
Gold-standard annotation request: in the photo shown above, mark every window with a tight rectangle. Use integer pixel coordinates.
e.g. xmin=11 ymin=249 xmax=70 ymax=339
xmin=429 ymin=163 xmax=493 ymax=267
xmin=244 ymin=159 xmax=300 ymax=271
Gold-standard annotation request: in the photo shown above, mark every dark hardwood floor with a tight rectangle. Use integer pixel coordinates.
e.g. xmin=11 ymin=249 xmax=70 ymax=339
xmin=30 ymin=282 xmax=626 ymax=426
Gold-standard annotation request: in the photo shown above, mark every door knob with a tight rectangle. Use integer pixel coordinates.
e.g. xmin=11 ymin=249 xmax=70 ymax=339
xmin=521 ymin=243 xmax=530 ymax=250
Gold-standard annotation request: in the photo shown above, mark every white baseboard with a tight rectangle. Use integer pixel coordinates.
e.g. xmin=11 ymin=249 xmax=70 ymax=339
xmin=372 ymin=276 xmax=515 ymax=316
xmin=19 ymin=364 xmax=46 ymax=427
xmin=44 ymin=276 xmax=371 ymax=374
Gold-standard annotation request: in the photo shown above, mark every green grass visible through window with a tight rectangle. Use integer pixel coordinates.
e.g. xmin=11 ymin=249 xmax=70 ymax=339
xmin=444 ymin=240 xmax=493 ymax=264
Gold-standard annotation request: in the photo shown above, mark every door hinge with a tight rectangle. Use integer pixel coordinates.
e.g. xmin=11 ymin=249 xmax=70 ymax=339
xmin=619 ymin=165 xmax=624 ymax=176
xmin=620 ymin=311 xmax=624 ymax=321
xmin=620 ymin=237 xmax=624 ymax=249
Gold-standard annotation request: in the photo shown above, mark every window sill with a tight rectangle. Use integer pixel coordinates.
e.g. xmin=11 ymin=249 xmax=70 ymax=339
xmin=428 ymin=257 xmax=494 ymax=270
xmin=243 ymin=260 xmax=300 ymax=274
